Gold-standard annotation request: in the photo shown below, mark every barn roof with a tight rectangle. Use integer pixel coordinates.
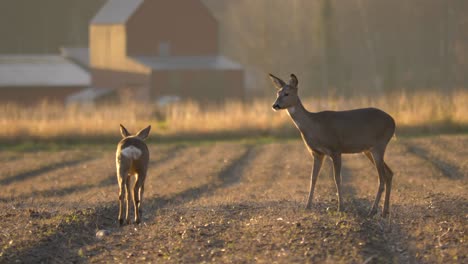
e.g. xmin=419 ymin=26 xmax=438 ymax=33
xmin=66 ymin=87 xmax=114 ymax=105
xmin=60 ymin=47 xmax=90 ymax=68
xmin=0 ymin=55 xmax=90 ymax=87
xmin=132 ymin=56 xmax=242 ymax=70
xmin=91 ymin=0 xmax=144 ymax=24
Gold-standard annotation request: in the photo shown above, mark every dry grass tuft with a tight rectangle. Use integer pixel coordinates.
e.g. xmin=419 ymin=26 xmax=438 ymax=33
xmin=0 ymin=90 xmax=467 ymax=141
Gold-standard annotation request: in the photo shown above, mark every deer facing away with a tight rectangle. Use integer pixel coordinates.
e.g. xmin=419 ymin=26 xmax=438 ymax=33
xmin=270 ymin=73 xmax=396 ymax=217
xmin=116 ymin=124 xmax=151 ymax=225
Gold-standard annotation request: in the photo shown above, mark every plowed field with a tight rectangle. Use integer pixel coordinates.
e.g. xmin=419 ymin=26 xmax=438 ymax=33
xmin=0 ymin=135 xmax=466 ymax=263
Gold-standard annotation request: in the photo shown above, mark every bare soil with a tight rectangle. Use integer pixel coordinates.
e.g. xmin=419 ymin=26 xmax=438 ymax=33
xmin=0 ymin=135 xmax=466 ymax=263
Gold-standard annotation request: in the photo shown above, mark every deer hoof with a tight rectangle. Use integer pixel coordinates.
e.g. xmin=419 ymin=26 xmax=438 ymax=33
xmin=382 ymin=210 xmax=389 ymax=218
xmin=118 ymin=218 xmax=124 ymax=226
xmin=368 ymin=208 xmax=378 ymax=217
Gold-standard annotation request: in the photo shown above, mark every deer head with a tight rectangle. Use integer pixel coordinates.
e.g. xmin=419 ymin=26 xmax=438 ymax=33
xmin=269 ymin=73 xmax=300 ymax=111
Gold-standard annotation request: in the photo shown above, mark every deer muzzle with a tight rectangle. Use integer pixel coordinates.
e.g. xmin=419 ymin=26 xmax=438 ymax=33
xmin=272 ymin=103 xmax=282 ymax=111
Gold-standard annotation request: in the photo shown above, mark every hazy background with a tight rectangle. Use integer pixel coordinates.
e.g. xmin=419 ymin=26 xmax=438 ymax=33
xmin=1 ymin=0 xmax=467 ymax=97
xmin=0 ymin=0 xmax=467 ymax=141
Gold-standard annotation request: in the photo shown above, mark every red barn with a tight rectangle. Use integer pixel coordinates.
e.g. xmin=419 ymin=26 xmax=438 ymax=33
xmin=90 ymin=0 xmax=244 ymax=103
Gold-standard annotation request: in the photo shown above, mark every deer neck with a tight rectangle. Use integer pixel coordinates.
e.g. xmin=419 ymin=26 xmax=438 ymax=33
xmin=287 ymin=99 xmax=311 ymax=131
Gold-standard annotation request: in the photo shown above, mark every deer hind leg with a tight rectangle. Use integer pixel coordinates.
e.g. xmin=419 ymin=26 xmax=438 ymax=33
xmin=366 ymin=151 xmax=393 ymax=216
xmin=117 ymin=164 xmax=129 ymax=226
xmin=306 ymin=152 xmax=324 ymax=209
xmin=331 ymin=153 xmax=344 ymax=212
xmin=368 ymin=149 xmax=386 ymax=217
xmin=133 ymin=171 xmax=146 ymax=224
xmin=125 ymin=177 xmax=132 ymax=225
xmin=382 ymin=161 xmax=393 ymax=218
xmin=117 ymin=178 xmax=126 ymax=226
xmin=365 ymin=151 xmax=393 ymax=181
xmin=139 ymin=184 xmax=145 ymax=213
xmin=364 ymin=151 xmax=375 ymax=166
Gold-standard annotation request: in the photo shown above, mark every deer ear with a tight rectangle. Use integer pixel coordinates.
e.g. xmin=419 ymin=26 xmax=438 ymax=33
xmin=135 ymin=125 xmax=151 ymax=140
xmin=268 ymin=73 xmax=286 ymax=89
xmin=289 ymin=74 xmax=298 ymax=88
xmin=120 ymin=124 xmax=131 ymax=138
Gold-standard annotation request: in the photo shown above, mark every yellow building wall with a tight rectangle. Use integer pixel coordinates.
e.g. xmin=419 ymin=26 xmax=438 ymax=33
xmin=89 ymin=25 xmax=150 ymax=74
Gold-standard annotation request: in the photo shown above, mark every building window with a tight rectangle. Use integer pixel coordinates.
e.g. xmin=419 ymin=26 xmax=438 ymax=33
xmin=159 ymin=42 xmax=170 ymax=57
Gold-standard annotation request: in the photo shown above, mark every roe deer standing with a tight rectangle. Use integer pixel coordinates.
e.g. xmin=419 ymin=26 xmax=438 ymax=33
xmin=116 ymin=124 xmax=151 ymax=225
xmin=269 ymin=73 xmax=395 ymax=217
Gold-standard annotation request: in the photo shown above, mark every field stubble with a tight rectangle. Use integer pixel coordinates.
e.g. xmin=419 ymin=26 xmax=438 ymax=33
xmin=0 ymin=135 xmax=466 ymax=263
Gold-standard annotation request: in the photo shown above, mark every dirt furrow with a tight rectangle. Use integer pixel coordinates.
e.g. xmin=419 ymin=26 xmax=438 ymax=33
xmin=403 ymin=137 xmax=467 ymax=179
xmin=195 ymin=142 xmax=322 ymax=206
xmin=0 ymin=156 xmax=97 ymax=204
xmin=0 ymin=151 xmax=24 ymax=163
xmin=145 ymin=144 xmax=226 ymax=198
xmin=385 ymin=141 xmax=466 ymax=196
xmin=142 ymin=143 xmax=249 ymax=219
xmin=404 ymin=142 xmax=463 ymax=179
xmin=0 ymin=145 xmax=183 ymax=206
xmin=0 ymin=151 xmax=92 ymax=184
xmin=431 ymin=135 xmax=468 ymax=157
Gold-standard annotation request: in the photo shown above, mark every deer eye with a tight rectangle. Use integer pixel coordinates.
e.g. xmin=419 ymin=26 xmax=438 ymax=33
xmin=284 ymin=93 xmax=289 ymax=96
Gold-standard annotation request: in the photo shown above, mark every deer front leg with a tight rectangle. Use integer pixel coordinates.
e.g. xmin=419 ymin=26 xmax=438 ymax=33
xmin=306 ymin=152 xmax=324 ymax=209
xmin=331 ymin=153 xmax=344 ymax=212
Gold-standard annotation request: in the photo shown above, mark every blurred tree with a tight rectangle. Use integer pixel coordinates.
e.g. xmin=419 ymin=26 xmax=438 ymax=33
xmin=318 ymin=0 xmax=343 ymax=95
xmin=0 ymin=0 xmax=106 ymax=53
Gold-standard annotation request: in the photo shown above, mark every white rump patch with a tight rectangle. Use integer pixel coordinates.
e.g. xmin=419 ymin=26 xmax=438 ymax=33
xmin=121 ymin=146 xmax=142 ymax=159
